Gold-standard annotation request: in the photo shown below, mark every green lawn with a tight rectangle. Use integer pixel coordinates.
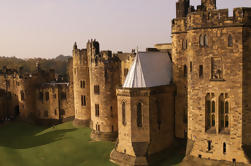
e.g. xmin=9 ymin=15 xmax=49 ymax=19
xmin=0 ymin=121 xmax=184 ymax=166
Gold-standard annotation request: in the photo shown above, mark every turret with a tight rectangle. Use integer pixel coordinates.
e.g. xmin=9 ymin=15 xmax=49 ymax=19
xmin=201 ymin=0 xmax=216 ymax=11
xmin=176 ymin=0 xmax=190 ymax=18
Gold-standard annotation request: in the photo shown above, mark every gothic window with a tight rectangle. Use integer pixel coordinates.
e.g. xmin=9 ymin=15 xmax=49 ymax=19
xmin=45 ymin=92 xmax=49 ymax=101
xmin=184 ymin=65 xmax=187 ymax=78
xmin=94 ymin=85 xmax=100 ymax=95
xmin=199 ymin=35 xmax=204 ymax=47
xmin=205 ymin=93 xmax=216 ymax=130
xmin=228 ymin=35 xmax=233 ymax=47
xmin=137 ymin=103 xmax=142 ymax=128
xmin=122 ymin=102 xmax=126 ymax=126
xmin=81 ymin=95 xmax=86 ymax=106
xmin=80 ymin=81 xmax=85 ymax=88
xmin=199 ymin=65 xmax=203 ymax=78
xmin=211 ymin=57 xmax=223 ymax=80
xmin=219 ymin=93 xmax=229 ymax=132
xmin=204 ymin=35 xmax=208 ymax=47
xmin=95 ymin=104 xmax=99 ymax=117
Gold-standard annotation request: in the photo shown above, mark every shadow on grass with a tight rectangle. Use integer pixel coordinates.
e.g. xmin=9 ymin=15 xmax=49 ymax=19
xmin=0 ymin=121 xmax=76 ymax=149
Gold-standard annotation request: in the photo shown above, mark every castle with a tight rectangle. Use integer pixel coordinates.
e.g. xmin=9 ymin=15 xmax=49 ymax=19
xmin=0 ymin=0 xmax=251 ymax=165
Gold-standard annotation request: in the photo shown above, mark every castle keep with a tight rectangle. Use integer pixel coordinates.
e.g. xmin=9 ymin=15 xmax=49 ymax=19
xmin=0 ymin=0 xmax=251 ymax=165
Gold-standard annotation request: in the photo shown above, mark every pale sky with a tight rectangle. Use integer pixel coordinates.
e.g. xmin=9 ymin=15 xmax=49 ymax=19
xmin=0 ymin=0 xmax=251 ymax=59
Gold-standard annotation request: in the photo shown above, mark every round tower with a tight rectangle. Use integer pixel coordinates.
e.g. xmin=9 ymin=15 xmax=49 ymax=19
xmin=72 ymin=42 xmax=91 ymax=127
xmin=87 ymin=40 xmax=121 ymax=141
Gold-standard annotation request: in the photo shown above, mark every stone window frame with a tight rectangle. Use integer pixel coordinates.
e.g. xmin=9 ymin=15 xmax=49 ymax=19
xmin=182 ymin=39 xmax=187 ymax=50
xmin=223 ymin=142 xmax=227 ymax=154
xmin=94 ymin=85 xmax=100 ymax=95
xmin=199 ymin=34 xmax=208 ymax=48
xmin=210 ymin=56 xmax=224 ymax=81
xmin=199 ymin=65 xmax=203 ymax=78
xmin=81 ymin=95 xmax=86 ymax=106
xmin=184 ymin=65 xmax=188 ymax=78
xmin=80 ymin=80 xmax=85 ymax=88
xmin=95 ymin=104 xmax=100 ymax=117
xmin=205 ymin=93 xmax=216 ymax=133
xmin=219 ymin=93 xmax=230 ymax=134
xmin=122 ymin=101 xmax=126 ymax=126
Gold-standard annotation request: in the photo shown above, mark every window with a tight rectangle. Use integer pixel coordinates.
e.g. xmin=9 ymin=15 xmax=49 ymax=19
xmin=110 ymin=106 xmax=113 ymax=118
xmin=124 ymin=68 xmax=129 ymax=77
xmin=61 ymin=92 xmax=66 ymax=100
xmin=199 ymin=65 xmax=203 ymax=78
xmin=95 ymin=104 xmax=99 ymax=117
xmin=228 ymin=35 xmax=233 ymax=47
xmin=182 ymin=39 xmax=187 ymax=50
xmin=122 ymin=102 xmax=126 ymax=126
xmin=219 ymin=94 xmax=229 ymax=131
xmin=94 ymin=85 xmax=100 ymax=95
xmin=223 ymin=143 xmax=226 ymax=154
xmin=184 ymin=65 xmax=187 ymax=78
xmin=44 ymin=111 xmax=48 ymax=117
xmin=54 ymin=109 xmax=57 ymax=115
xmin=45 ymin=92 xmax=49 ymax=101
xmin=39 ymin=92 xmax=43 ymax=101
xmin=137 ymin=103 xmax=142 ymax=127
xmin=204 ymin=35 xmax=208 ymax=47
xmin=20 ymin=90 xmax=24 ymax=101
xmin=81 ymin=95 xmax=86 ymax=106
xmin=199 ymin=35 xmax=204 ymax=47
xmin=96 ymin=124 xmax=100 ymax=131
xmin=205 ymin=93 xmax=216 ymax=130
xmin=80 ymin=80 xmax=85 ymax=88
xmin=190 ymin=62 xmax=193 ymax=72
xmin=208 ymin=140 xmax=212 ymax=151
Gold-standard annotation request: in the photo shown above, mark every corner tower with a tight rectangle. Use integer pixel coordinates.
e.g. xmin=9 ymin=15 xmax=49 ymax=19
xmin=87 ymin=40 xmax=121 ymax=141
xmin=72 ymin=42 xmax=91 ymax=127
xmin=201 ymin=0 xmax=216 ymax=11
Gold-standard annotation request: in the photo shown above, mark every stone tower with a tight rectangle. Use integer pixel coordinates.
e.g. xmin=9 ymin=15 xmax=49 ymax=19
xmin=201 ymin=0 xmax=216 ymax=11
xmin=87 ymin=40 xmax=121 ymax=141
xmin=72 ymin=42 xmax=91 ymax=127
xmin=176 ymin=0 xmax=190 ymax=18
xmin=173 ymin=0 xmax=251 ymax=164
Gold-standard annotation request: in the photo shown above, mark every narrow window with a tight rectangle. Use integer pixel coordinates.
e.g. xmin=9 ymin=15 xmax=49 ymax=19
xmin=225 ymin=115 xmax=229 ymax=128
xmin=204 ymin=35 xmax=208 ymax=47
xmin=110 ymin=106 xmax=113 ymax=118
xmin=212 ymin=114 xmax=215 ymax=127
xmin=225 ymin=101 xmax=229 ymax=113
xmin=182 ymin=40 xmax=187 ymax=50
xmin=199 ymin=65 xmax=203 ymax=78
xmin=45 ymin=92 xmax=49 ymax=101
xmin=82 ymin=81 xmax=85 ymax=88
xmin=95 ymin=104 xmax=99 ymax=117
xmin=223 ymin=143 xmax=226 ymax=154
xmin=81 ymin=95 xmax=86 ymax=106
xmin=54 ymin=109 xmax=57 ymax=115
xmin=39 ymin=92 xmax=43 ymax=101
xmin=184 ymin=65 xmax=187 ymax=77
xmin=137 ymin=103 xmax=142 ymax=127
xmin=94 ymin=85 xmax=100 ymax=95
xmin=228 ymin=35 xmax=233 ymax=47
xmin=122 ymin=102 xmax=126 ymax=126
xmin=208 ymin=140 xmax=212 ymax=151
xmin=190 ymin=62 xmax=192 ymax=72
xmin=200 ymin=35 xmax=204 ymax=47
xmin=205 ymin=94 xmax=211 ymax=130
xmin=212 ymin=101 xmax=215 ymax=113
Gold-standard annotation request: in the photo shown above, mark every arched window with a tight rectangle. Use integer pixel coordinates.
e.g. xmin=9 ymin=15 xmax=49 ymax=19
xmin=228 ymin=35 xmax=233 ymax=47
xmin=219 ymin=94 xmax=229 ymax=131
xmin=204 ymin=35 xmax=208 ymax=47
xmin=137 ymin=103 xmax=142 ymax=127
xmin=122 ymin=102 xmax=126 ymax=126
xmin=184 ymin=65 xmax=187 ymax=77
xmin=199 ymin=35 xmax=204 ymax=47
xmin=212 ymin=114 xmax=215 ymax=127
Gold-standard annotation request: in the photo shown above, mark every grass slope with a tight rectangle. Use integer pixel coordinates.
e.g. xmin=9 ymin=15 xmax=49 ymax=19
xmin=0 ymin=121 xmax=115 ymax=166
xmin=0 ymin=121 xmax=185 ymax=166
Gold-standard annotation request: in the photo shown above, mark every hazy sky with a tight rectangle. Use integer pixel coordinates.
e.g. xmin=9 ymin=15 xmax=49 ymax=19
xmin=0 ymin=0 xmax=251 ymax=59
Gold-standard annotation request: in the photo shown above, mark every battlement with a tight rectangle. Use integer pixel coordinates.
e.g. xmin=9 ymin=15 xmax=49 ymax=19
xmin=172 ymin=7 xmax=251 ymax=33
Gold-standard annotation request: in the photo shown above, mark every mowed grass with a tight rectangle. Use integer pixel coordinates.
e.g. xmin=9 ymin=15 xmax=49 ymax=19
xmin=0 ymin=121 xmax=185 ymax=166
xmin=0 ymin=121 xmax=116 ymax=166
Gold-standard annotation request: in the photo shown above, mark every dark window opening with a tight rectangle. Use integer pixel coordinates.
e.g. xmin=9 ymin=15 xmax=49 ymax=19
xmin=137 ymin=103 xmax=143 ymax=128
xmin=184 ymin=65 xmax=187 ymax=78
xmin=95 ymin=104 xmax=99 ymax=117
xmin=54 ymin=109 xmax=57 ymax=115
xmin=80 ymin=80 xmax=85 ymax=88
xmin=228 ymin=35 xmax=233 ymax=47
xmin=39 ymin=92 xmax=43 ymax=101
xmin=94 ymin=85 xmax=100 ymax=95
xmin=199 ymin=65 xmax=203 ymax=78
xmin=223 ymin=142 xmax=226 ymax=154
xmin=190 ymin=62 xmax=192 ymax=72
xmin=45 ymin=92 xmax=49 ymax=101
xmin=21 ymin=90 xmax=24 ymax=101
xmin=122 ymin=102 xmax=126 ymax=126
xmin=81 ymin=95 xmax=86 ymax=106
xmin=208 ymin=140 xmax=212 ymax=151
